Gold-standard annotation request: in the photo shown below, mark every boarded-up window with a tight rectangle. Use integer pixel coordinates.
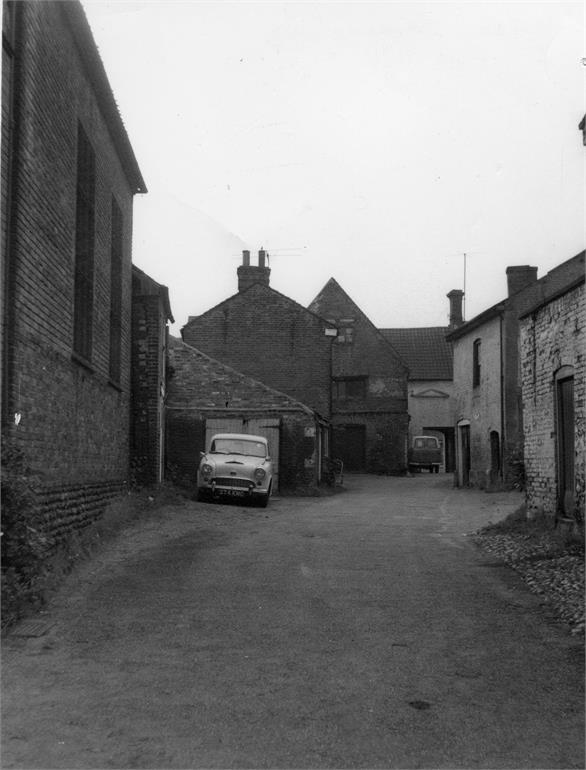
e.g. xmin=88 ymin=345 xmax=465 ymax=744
xmin=333 ymin=377 xmax=367 ymax=400
xmin=109 ymin=197 xmax=123 ymax=383
xmin=73 ymin=123 xmax=95 ymax=360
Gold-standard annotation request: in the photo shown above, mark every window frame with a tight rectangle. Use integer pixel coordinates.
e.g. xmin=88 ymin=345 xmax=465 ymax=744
xmin=109 ymin=196 xmax=124 ymax=385
xmin=332 ymin=376 xmax=368 ymax=401
xmin=472 ymin=338 xmax=481 ymax=388
xmin=72 ymin=122 xmax=96 ymax=363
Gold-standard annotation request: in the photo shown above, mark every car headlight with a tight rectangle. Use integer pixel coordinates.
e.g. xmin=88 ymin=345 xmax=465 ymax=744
xmin=201 ymin=464 xmax=213 ymax=480
xmin=254 ymin=468 xmax=266 ymax=481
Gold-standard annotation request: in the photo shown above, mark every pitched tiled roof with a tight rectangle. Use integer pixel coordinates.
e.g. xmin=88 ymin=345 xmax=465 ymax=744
xmin=379 ymin=327 xmax=453 ymax=380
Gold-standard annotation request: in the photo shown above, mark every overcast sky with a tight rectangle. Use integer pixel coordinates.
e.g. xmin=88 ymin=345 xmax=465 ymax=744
xmin=82 ymin=1 xmax=585 ymax=334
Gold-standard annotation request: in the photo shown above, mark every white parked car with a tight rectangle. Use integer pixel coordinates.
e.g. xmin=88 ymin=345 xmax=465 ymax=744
xmin=197 ymin=433 xmax=273 ymax=507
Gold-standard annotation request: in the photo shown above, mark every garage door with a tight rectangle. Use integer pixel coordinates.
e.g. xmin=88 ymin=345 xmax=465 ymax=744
xmin=204 ymin=417 xmax=280 ymax=493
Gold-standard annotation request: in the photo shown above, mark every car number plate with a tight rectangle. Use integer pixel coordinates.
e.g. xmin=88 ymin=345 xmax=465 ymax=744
xmin=225 ymin=490 xmax=246 ymax=497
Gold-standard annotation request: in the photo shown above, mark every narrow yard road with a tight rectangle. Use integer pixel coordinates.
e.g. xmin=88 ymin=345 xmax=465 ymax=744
xmin=2 ymin=476 xmax=584 ymax=769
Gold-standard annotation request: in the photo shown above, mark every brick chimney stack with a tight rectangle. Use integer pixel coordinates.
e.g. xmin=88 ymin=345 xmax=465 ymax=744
xmin=506 ymin=265 xmax=538 ymax=297
xmin=447 ymin=289 xmax=464 ymax=328
xmin=237 ymin=248 xmax=271 ymax=292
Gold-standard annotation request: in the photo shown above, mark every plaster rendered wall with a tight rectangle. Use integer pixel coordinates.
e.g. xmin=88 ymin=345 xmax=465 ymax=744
xmin=452 ymin=317 xmax=502 ymax=488
xmin=408 ymin=379 xmax=454 ymax=439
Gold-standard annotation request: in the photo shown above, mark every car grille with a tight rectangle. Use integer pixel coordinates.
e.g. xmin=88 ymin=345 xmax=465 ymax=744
xmin=214 ymin=477 xmax=253 ymax=489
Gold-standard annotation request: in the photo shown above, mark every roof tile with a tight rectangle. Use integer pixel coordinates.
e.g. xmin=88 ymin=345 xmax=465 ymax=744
xmin=379 ymin=327 xmax=453 ymax=380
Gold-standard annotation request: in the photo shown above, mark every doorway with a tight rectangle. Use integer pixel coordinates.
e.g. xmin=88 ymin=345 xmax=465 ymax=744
xmin=333 ymin=424 xmax=366 ymax=471
xmin=556 ymin=370 xmax=575 ymax=517
xmin=422 ymin=426 xmax=455 ymax=472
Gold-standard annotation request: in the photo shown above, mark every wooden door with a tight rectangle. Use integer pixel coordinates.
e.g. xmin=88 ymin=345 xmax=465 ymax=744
xmin=204 ymin=418 xmax=244 ymax=451
xmin=204 ymin=417 xmax=280 ymax=493
xmin=247 ymin=418 xmax=280 ymax=493
xmin=557 ymin=376 xmax=575 ymax=516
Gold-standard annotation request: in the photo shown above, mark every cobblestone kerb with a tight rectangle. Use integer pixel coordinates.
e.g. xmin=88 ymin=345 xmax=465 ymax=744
xmin=473 ymin=528 xmax=585 ymax=636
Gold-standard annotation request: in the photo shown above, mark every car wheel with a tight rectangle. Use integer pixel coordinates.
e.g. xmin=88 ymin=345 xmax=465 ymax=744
xmin=257 ymin=482 xmax=272 ymax=508
xmin=197 ymin=488 xmax=210 ymax=502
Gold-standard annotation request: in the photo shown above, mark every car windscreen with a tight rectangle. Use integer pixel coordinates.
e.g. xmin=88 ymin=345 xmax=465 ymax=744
xmin=211 ymin=438 xmax=267 ymax=457
xmin=414 ymin=438 xmax=438 ymax=448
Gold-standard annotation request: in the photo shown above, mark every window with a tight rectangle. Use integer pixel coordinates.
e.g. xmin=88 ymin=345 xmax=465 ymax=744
xmin=109 ymin=197 xmax=123 ymax=383
xmin=333 ymin=377 xmax=367 ymax=400
xmin=490 ymin=431 xmax=501 ymax=473
xmin=335 ymin=318 xmax=355 ymax=344
xmin=73 ymin=123 xmax=96 ymax=360
xmin=472 ymin=338 xmax=481 ymax=388
xmin=414 ymin=437 xmax=439 ymax=449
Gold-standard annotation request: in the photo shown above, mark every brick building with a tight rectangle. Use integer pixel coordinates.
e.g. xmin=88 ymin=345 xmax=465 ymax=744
xmin=380 ymin=290 xmax=462 ymax=473
xmin=309 ymin=279 xmax=409 ymax=474
xmin=447 ymin=253 xmax=585 ymax=491
xmin=520 ymin=259 xmax=585 ymax=524
xmin=182 ymin=251 xmax=337 ymax=420
xmin=131 ymin=266 xmax=174 ymax=485
xmin=166 ymin=338 xmax=328 ymax=493
xmin=1 ymin=1 xmax=145 ymax=540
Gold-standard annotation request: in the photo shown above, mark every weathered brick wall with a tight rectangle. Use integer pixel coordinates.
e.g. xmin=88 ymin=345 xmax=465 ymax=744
xmin=167 ymin=409 xmax=317 ymax=493
xmin=521 ymin=283 xmax=585 ymax=519
xmin=331 ymin=412 xmax=409 ymax=474
xmin=166 ymin=340 xmax=321 ymax=491
xmin=182 ymin=284 xmax=334 ymax=417
xmin=274 ymin=415 xmax=319 ymax=492
xmin=309 ymin=279 xmax=409 ymax=472
xmin=131 ymin=295 xmax=166 ymax=484
xmin=2 ymin=2 xmax=137 ymax=537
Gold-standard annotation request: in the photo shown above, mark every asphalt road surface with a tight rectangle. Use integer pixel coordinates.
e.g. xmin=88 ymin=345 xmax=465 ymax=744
xmin=2 ymin=475 xmax=584 ymax=769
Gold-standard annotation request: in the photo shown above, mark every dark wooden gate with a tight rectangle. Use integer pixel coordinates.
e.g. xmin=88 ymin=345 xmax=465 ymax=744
xmin=333 ymin=424 xmax=366 ymax=471
xmin=556 ymin=376 xmax=575 ymax=517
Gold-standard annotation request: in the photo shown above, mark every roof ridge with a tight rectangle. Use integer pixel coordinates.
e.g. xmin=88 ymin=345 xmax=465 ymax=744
xmin=183 ymin=282 xmax=336 ymax=332
xmin=310 ymin=278 xmax=409 ymax=372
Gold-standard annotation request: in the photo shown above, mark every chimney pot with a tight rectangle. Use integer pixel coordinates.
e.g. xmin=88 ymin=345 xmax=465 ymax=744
xmin=447 ymin=289 xmax=464 ymax=328
xmin=237 ymin=247 xmax=271 ymax=292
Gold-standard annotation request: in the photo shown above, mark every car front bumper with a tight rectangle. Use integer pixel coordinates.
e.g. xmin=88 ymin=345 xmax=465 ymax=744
xmin=200 ymin=477 xmax=269 ymax=498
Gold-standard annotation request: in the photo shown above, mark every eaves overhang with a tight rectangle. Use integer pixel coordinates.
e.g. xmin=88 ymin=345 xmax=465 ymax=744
xmin=61 ymin=1 xmax=147 ymax=194
xmin=445 ymin=301 xmax=506 ymax=341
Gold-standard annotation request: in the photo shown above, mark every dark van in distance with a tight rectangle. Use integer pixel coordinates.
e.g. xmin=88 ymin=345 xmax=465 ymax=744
xmin=408 ymin=435 xmax=442 ymax=474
